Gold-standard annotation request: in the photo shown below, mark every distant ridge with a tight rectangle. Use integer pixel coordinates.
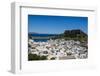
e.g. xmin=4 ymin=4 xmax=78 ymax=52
xmin=28 ymin=32 xmax=39 ymax=34
xmin=28 ymin=32 xmax=58 ymax=35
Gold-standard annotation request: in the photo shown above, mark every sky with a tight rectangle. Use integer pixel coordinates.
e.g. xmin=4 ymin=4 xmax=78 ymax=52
xmin=28 ymin=15 xmax=88 ymax=34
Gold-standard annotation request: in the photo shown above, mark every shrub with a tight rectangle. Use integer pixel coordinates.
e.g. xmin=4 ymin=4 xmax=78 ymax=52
xmin=28 ymin=54 xmax=47 ymax=61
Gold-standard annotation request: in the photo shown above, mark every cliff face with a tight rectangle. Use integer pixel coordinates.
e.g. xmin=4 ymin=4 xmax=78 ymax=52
xmin=64 ymin=29 xmax=87 ymax=36
xmin=63 ymin=29 xmax=87 ymax=41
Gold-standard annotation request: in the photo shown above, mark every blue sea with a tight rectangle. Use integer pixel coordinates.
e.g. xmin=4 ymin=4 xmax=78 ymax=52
xmin=28 ymin=33 xmax=58 ymax=42
xmin=33 ymin=39 xmax=48 ymax=42
xmin=29 ymin=33 xmax=58 ymax=37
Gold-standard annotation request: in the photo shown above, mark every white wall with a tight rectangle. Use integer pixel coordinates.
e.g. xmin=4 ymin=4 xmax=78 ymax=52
xmin=0 ymin=0 xmax=100 ymax=76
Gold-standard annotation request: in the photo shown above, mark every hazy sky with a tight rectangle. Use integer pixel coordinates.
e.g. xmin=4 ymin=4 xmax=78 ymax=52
xmin=28 ymin=15 xmax=88 ymax=34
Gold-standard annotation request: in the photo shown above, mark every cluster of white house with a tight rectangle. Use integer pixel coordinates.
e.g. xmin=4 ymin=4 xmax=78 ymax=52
xmin=28 ymin=39 xmax=88 ymax=60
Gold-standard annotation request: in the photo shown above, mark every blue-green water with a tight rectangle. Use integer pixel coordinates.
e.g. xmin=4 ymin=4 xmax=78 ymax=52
xmin=29 ymin=33 xmax=58 ymax=42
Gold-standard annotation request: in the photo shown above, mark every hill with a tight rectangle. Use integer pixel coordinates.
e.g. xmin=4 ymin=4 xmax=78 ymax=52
xmin=61 ymin=29 xmax=87 ymax=42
